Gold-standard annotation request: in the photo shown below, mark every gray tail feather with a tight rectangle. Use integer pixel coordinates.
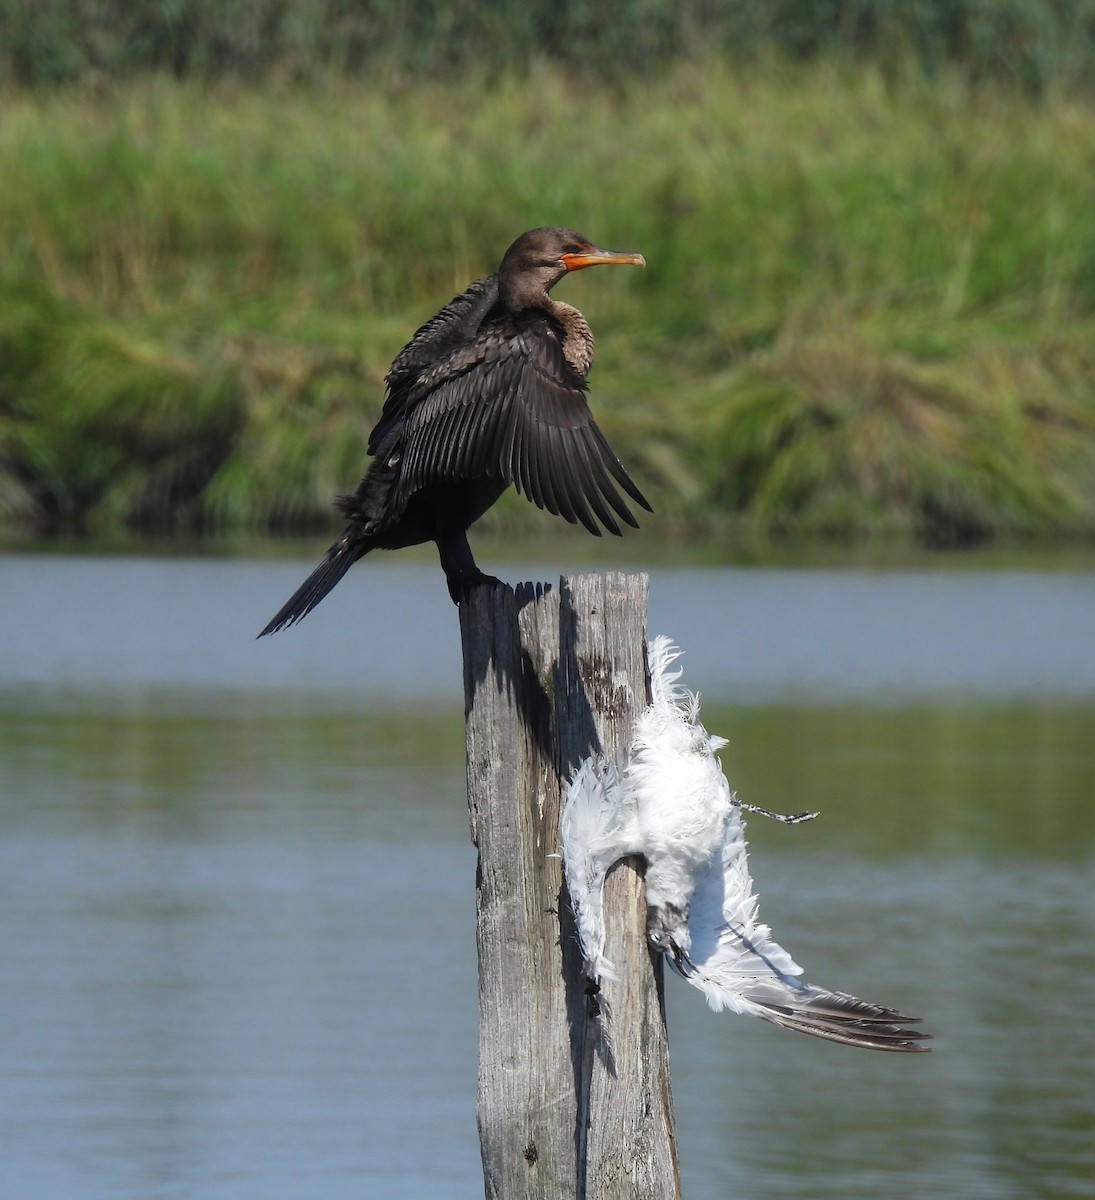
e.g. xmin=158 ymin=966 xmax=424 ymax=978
xmin=757 ymin=987 xmax=930 ymax=1053
xmin=258 ymin=536 xmax=369 ymax=637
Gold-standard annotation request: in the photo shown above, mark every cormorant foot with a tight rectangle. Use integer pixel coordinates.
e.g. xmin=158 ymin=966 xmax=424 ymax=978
xmin=447 ymin=570 xmax=505 ymax=605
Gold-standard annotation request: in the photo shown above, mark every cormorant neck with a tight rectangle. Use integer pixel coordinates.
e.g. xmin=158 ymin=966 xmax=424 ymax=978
xmin=497 ymin=273 xmax=595 ymax=376
xmin=498 ymin=273 xmax=553 ymax=313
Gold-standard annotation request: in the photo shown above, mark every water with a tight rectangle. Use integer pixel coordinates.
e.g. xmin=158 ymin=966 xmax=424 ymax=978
xmin=4 ymin=553 xmax=1094 ymax=704
xmin=1 ymin=551 xmax=1093 ymax=1199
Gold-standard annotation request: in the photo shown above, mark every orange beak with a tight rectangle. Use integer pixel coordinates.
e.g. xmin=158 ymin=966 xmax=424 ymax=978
xmin=560 ymin=247 xmax=646 ymax=272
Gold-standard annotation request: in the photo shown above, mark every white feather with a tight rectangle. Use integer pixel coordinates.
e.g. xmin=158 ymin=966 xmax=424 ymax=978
xmin=626 ymin=637 xmax=733 ymax=959
xmin=560 ymin=756 xmax=637 ymax=982
xmin=684 ymin=803 xmax=806 ymax=1014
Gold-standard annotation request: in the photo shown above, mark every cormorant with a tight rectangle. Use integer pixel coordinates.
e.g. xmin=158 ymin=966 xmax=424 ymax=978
xmin=259 ymin=227 xmax=650 ymax=636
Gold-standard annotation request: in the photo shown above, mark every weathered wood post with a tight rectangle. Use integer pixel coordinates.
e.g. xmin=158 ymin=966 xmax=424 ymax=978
xmin=460 ymin=572 xmax=680 ymax=1200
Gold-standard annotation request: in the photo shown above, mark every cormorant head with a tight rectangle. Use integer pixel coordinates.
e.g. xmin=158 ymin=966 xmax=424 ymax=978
xmin=498 ymin=227 xmax=645 ymax=310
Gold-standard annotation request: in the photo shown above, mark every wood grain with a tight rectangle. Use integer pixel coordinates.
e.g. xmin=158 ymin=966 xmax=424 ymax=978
xmin=460 ymin=573 xmax=680 ymax=1200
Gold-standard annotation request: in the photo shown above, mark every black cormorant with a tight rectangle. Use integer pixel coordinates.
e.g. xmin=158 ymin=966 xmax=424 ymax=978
xmin=259 ymin=227 xmax=649 ymax=636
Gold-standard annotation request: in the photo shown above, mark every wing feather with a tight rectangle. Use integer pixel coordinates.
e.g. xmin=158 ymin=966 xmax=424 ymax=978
xmin=555 ymin=426 xmax=579 ymax=521
xmin=578 ymin=433 xmax=638 ymax=530
xmin=496 ymin=391 xmax=521 ymax=478
xmin=384 ymin=312 xmax=648 ymax=530
xmin=522 ymin=405 xmax=538 ymax=504
xmin=558 ymin=436 xmax=600 ymax=535
xmin=539 ymin=424 xmax=566 ymax=518
xmin=589 ymin=421 xmax=652 ymax=512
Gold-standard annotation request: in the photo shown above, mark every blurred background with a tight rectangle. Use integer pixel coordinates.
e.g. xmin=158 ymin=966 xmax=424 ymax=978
xmin=1 ymin=3 xmax=1094 ymax=1198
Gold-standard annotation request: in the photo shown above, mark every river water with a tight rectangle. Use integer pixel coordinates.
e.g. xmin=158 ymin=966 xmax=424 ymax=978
xmin=1 ymin=551 xmax=1093 ymax=1199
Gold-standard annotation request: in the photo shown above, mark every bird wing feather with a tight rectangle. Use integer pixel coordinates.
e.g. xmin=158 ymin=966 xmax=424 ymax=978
xmin=680 ymin=759 xmax=929 ymax=1051
xmin=561 ymin=756 xmax=644 ymax=983
xmin=379 ymin=312 xmax=648 ymax=530
xmin=369 ymin=275 xmax=501 ymax=454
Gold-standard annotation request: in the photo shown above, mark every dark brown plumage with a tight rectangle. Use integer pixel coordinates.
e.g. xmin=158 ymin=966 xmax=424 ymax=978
xmin=259 ymin=227 xmax=650 ymax=636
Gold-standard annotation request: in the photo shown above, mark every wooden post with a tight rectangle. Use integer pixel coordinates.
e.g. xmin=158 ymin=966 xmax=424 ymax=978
xmin=460 ymin=572 xmax=680 ymax=1200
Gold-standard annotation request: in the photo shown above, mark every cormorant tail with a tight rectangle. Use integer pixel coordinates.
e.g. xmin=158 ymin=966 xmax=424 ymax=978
xmin=258 ymin=536 xmax=370 ymax=637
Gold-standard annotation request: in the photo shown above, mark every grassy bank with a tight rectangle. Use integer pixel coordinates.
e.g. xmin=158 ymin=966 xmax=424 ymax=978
xmin=2 ymin=62 xmax=1094 ymax=544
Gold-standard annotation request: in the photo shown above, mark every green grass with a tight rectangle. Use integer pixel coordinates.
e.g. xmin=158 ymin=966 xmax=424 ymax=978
xmin=3 ymin=61 xmax=1095 ymax=543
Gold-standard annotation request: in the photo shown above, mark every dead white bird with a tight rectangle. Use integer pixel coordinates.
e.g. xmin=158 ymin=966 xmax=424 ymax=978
xmin=561 ymin=636 xmax=929 ymax=1052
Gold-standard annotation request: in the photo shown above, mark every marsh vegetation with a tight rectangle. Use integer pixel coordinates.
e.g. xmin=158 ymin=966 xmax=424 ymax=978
xmin=2 ymin=4 xmax=1093 ymax=547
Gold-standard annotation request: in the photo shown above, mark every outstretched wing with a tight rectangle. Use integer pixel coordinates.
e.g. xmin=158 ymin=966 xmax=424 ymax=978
xmin=682 ymin=811 xmax=929 ymax=1051
xmin=386 ymin=311 xmax=650 ymax=534
xmin=370 ymin=275 xmax=502 ymax=454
